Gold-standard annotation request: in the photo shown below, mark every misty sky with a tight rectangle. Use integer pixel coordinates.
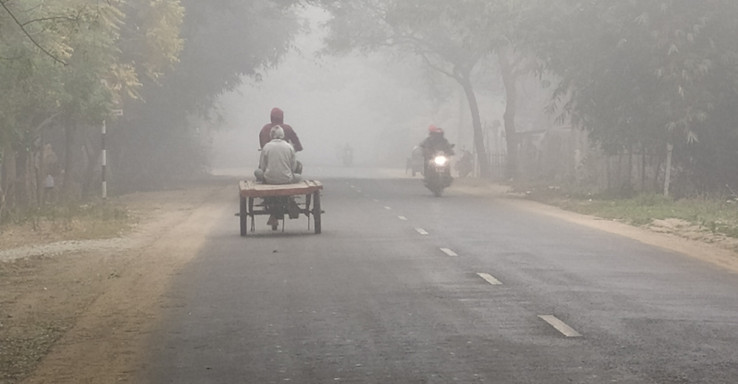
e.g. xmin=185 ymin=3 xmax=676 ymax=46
xmin=211 ymin=6 xmax=453 ymax=170
xmin=210 ymin=5 xmax=551 ymax=172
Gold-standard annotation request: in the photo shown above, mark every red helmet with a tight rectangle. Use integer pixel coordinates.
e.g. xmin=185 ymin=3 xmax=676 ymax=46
xmin=428 ymin=124 xmax=443 ymax=134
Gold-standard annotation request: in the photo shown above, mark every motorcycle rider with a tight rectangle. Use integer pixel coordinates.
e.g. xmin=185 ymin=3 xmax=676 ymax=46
xmin=419 ymin=124 xmax=454 ymax=174
xmin=342 ymin=143 xmax=353 ymax=166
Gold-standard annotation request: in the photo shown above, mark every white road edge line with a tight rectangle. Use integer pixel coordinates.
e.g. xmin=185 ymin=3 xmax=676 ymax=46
xmin=415 ymin=228 xmax=429 ymax=235
xmin=440 ymin=248 xmax=458 ymax=257
xmin=398 ymin=216 xmax=408 ymax=221
xmin=477 ymin=273 xmax=502 ymax=285
xmin=538 ymin=315 xmax=582 ymax=338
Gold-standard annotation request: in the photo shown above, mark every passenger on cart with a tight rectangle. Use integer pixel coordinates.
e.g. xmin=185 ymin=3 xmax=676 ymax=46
xmin=254 ymin=126 xmax=302 ymax=225
xmin=255 ymin=125 xmax=301 ymax=184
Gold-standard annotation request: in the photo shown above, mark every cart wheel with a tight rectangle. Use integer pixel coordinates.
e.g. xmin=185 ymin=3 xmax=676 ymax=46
xmin=249 ymin=197 xmax=255 ymax=232
xmin=239 ymin=196 xmax=248 ymax=237
xmin=313 ymin=191 xmax=322 ymax=234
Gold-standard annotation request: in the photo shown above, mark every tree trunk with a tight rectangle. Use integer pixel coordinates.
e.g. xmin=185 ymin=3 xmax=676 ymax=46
xmin=498 ymin=49 xmax=518 ymax=180
xmin=0 ymin=141 xmax=17 ymax=217
xmin=663 ymin=141 xmax=673 ymax=197
xmin=62 ymin=121 xmax=76 ymax=201
xmin=18 ymin=148 xmax=37 ymax=208
xmin=641 ymin=146 xmax=646 ymax=192
xmin=627 ymin=145 xmax=633 ymax=190
xmin=458 ymin=74 xmax=490 ymax=178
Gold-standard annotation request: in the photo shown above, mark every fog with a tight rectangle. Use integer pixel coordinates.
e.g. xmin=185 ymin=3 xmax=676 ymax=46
xmin=211 ymin=6 xmax=475 ymax=173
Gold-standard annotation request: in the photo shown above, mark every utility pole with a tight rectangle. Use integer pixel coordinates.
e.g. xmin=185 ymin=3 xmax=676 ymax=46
xmin=102 ymin=120 xmax=107 ymax=199
xmin=102 ymin=109 xmax=123 ymax=200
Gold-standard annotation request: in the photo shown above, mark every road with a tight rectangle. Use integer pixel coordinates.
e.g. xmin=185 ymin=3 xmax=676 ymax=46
xmin=138 ymin=171 xmax=738 ymax=383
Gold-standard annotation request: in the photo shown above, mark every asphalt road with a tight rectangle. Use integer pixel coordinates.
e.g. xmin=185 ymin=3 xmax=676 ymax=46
xmin=139 ymin=172 xmax=738 ymax=383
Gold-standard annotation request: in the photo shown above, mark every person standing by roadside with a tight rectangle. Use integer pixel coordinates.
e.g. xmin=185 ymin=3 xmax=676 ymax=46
xmin=43 ymin=173 xmax=55 ymax=204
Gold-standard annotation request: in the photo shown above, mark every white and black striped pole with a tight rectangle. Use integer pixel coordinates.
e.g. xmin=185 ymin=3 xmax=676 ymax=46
xmin=102 ymin=120 xmax=107 ymax=200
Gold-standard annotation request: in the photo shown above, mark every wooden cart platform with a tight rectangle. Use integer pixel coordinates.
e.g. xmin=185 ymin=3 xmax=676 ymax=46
xmin=238 ymin=180 xmax=323 ymax=236
xmin=238 ymin=180 xmax=323 ymax=198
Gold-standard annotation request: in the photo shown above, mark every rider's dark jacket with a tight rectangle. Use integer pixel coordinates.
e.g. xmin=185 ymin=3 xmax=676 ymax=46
xmin=419 ymin=132 xmax=454 ymax=159
xmin=259 ymin=108 xmax=303 ymax=152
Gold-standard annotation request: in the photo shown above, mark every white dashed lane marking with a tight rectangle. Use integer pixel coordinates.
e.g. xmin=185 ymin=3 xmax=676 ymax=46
xmin=415 ymin=228 xmax=429 ymax=235
xmin=384 ymin=206 xmax=392 ymax=210
xmin=538 ymin=315 xmax=582 ymax=338
xmin=440 ymin=248 xmax=458 ymax=257
xmin=477 ymin=273 xmax=502 ymax=285
xmin=398 ymin=216 xmax=408 ymax=221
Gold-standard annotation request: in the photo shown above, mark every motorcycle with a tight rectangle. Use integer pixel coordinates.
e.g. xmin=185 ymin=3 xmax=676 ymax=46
xmin=424 ymin=150 xmax=453 ymax=196
xmin=342 ymin=146 xmax=353 ymax=167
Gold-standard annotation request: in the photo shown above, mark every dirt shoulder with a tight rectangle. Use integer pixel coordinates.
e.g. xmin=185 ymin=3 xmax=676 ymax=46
xmin=0 ymin=177 xmax=236 ymax=383
xmin=1 ymin=176 xmax=737 ymax=383
xmin=452 ymin=178 xmax=738 ymax=274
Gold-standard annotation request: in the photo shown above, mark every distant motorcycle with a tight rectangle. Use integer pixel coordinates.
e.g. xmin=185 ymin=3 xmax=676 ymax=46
xmin=424 ymin=150 xmax=453 ymax=197
xmin=342 ymin=147 xmax=353 ymax=167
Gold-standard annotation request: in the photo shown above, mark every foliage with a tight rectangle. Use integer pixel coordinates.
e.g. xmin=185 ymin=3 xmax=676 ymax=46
xmin=523 ymin=187 xmax=738 ymax=239
xmin=317 ymin=0 xmax=506 ymax=177
xmin=0 ymin=200 xmax=133 ymax=242
xmin=1 ymin=0 xmax=301 ymax=210
xmin=110 ymin=0 xmax=301 ymax=188
xmin=540 ymin=1 xmax=738 ymax=194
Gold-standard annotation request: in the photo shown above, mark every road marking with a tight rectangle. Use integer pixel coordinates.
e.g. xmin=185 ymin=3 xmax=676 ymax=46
xmin=415 ymin=228 xmax=429 ymax=235
xmin=538 ymin=315 xmax=582 ymax=338
xmin=477 ymin=273 xmax=502 ymax=285
xmin=384 ymin=206 xmax=392 ymax=210
xmin=373 ymin=199 xmax=379 ymax=203
xmin=440 ymin=248 xmax=458 ymax=257
xmin=398 ymin=216 xmax=408 ymax=221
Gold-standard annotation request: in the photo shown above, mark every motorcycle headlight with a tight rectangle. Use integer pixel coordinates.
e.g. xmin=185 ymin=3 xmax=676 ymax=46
xmin=433 ymin=156 xmax=448 ymax=166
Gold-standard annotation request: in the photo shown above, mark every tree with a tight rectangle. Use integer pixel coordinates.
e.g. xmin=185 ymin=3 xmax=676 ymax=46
xmin=317 ymin=0 xmax=502 ymax=176
xmin=109 ymin=0 xmax=301 ymax=188
xmin=0 ymin=0 xmax=185 ymax=212
xmin=540 ymin=0 xmax=738 ymax=196
xmin=316 ymin=0 xmax=554 ymax=179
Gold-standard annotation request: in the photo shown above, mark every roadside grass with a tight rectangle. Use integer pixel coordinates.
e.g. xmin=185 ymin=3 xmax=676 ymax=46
xmin=0 ymin=202 xmax=135 ymax=249
xmin=521 ymin=187 xmax=738 ymax=239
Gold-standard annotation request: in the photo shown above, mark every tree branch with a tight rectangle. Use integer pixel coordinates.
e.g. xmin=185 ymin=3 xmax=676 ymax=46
xmin=22 ymin=16 xmax=78 ymax=27
xmin=418 ymin=52 xmax=456 ymax=79
xmin=0 ymin=0 xmax=68 ymax=65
